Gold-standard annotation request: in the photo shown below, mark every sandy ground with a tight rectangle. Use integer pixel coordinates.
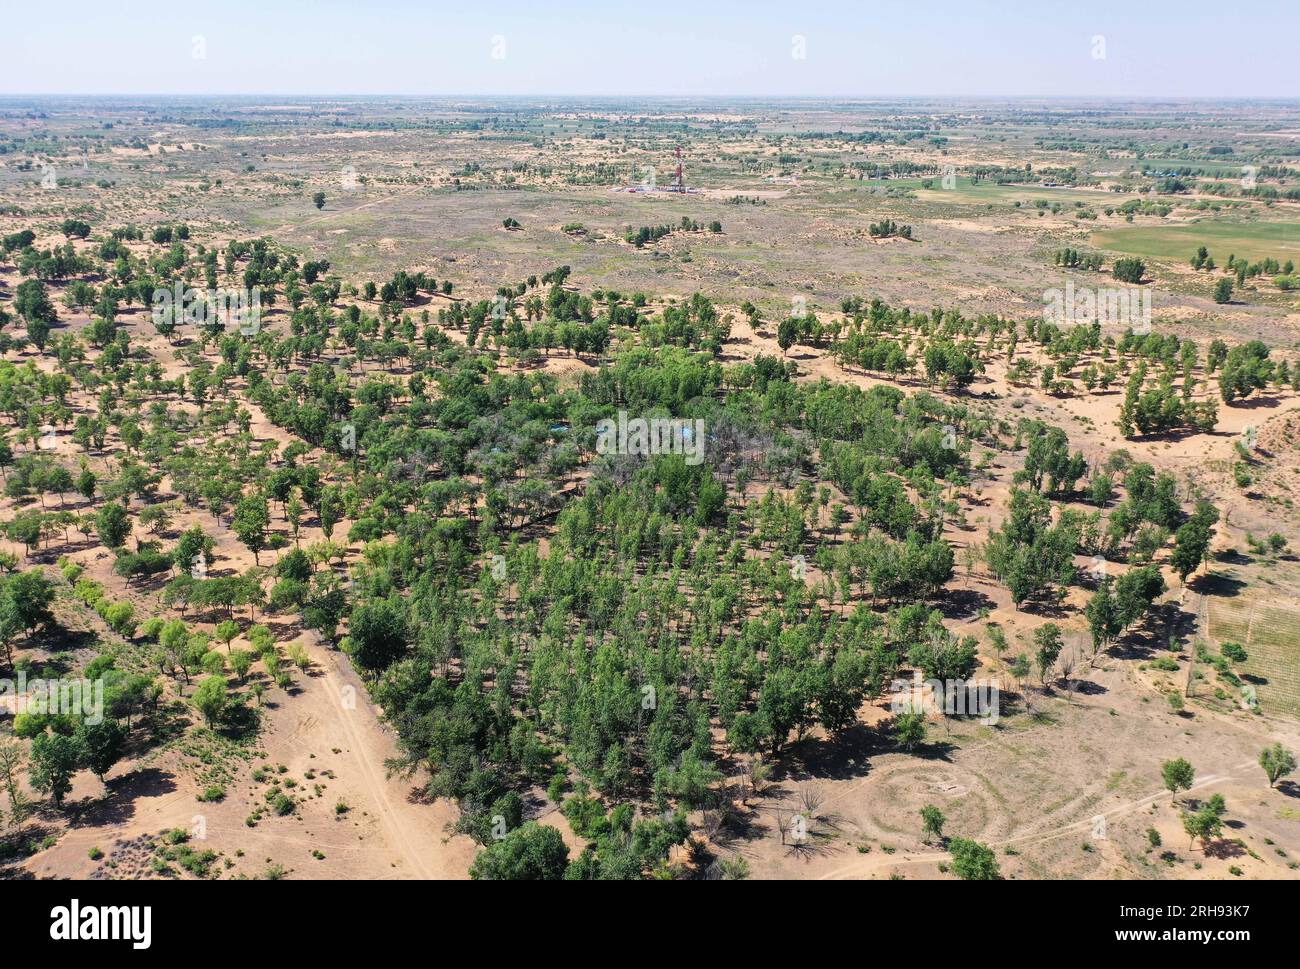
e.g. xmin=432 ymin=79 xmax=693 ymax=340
xmin=728 ymin=667 xmax=1300 ymax=880
xmin=23 ymin=629 xmax=475 ymax=880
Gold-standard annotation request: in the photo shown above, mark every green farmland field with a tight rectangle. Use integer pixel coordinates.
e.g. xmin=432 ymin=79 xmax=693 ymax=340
xmin=1207 ymin=595 xmax=1300 ymax=719
xmin=1092 ymin=219 xmax=1300 ymax=265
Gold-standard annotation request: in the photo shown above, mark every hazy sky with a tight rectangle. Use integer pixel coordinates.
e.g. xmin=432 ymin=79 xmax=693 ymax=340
xmin=9 ymin=0 xmax=1298 ymax=98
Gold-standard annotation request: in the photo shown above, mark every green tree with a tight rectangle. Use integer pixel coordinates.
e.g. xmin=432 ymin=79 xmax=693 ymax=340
xmin=29 ymin=732 xmax=84 ymax=807
xmin=1112 ymin=257 xmax=1145 ymax=284
xmin=96 ymin=502 xmax=131 ymax=549
xmin=15 ymin=278 xmax=58 ymax=325
xmin=76 ymin=718 xmax=126 ymax=783
xmin=469 ymin=822 xmax=569 ymax=880
xmin=1010 ymin=653 xmax=1031 ymax=690
xmin=776 ymin=317 xmax=799 ymax=356
xmin=215 ymin=619 xmax=240 ymax=652
xmin=1084 ymin=578 xmax=1120 ymax=664
xmin=174 ymin=525 xmax=210 ymax=576
xmin=191 ymin=675 xmax=228 ymax=727
xmin=232 ymin=495 xmax=270 ymax=564
xmin=893 ymin=711 xmax=926 ymax=750
xmin=920 ymin=804 xmax=946 ymax=844
xmin=715 ymin=855 xmax=749 ymax=879
xmin=1181 ymin=804 xmax=1223 ymax=850
xmin=348 ymin=597 xmax=409 ymax=670
xmin=4 ymin=513 xmax=42 ymax=556
xmin=1034 ymin=623 xmax=1063 ymax=687
xmin=1171 ymin=506 xmax=1217 ymax=584
xmin=0 ymin=737 xmax=31 ymax=826
xmin=229 ymin=649 xmax=255 ymax=682
xmin=1219 ymin=341 xmax=1273 ymax=404
xmin=0 ymin=569 xmax=56 ymax=664
xmin=77 ymin=468 xmax=97 ymax=502
xmin=948 ymin=837 xmax=1000 ymax=880
xmin=1114 ymin=565 xmax=1165 ymax=629
xmin=1161 ymin=757 xmax=1195 ymax=803
xmin=1259 ymin=743 xmax=1296 ymax=788
xmin=1220 ymin=642 xmax=1247 ymax=663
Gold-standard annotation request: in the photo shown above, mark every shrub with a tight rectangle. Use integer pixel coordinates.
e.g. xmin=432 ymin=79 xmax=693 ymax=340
xmin=198 ymin=784 xmax=226 ymax=803
xmin=948 ymin=837 xmax=1001 ymax=880
xmin=73 ymin=578 xmax=106 ymax=606
xmin=102 ymin=601 xmax=136 ymax=637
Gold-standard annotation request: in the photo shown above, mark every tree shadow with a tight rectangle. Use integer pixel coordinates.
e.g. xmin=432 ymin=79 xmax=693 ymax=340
xmin=0 ymin=822 xmax=58 ymax=879
xmin=67 ymin=767 xmax=179 ymax=828
xmin=1192 ymin=572 xmax=1247 ymax=597
xmin=775 ymin=723 xmax=885 ymax=782
xmin=705 ymin=803 xmax=768 ymax=847
xmin=935 ymin=587 xmax=996 ymax=621
xmin=405 ymin=784 xmax=438 ymax=807
xmin=145 ymin=703 xmax=194 ymax=745
xmin=1109 ymin=619 xmax=1168 ymax=662
xmin=784 ymin=830 xmax=839 ymax=860
xmin=1212 ymin=549 xmax=1250 ymax=566
xmin=1224 ymin=394 xmax=1282 ymax=411
xmin=227 ymin=702 xmax=263 ymax=739
xmin=1063 ymin=678 xmax=1108 ymax=696
xmin=22 ymin=627 xmax=98 ymax=657
xmin=1018 ymin=598 xmax=1073 ymax=620
xmin=1203 ymin=839 xmax=1246 ymax=860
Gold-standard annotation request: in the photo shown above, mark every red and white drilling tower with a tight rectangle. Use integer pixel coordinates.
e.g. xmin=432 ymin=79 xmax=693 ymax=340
xmin=624 ymin=144 xmax=689 ymax=193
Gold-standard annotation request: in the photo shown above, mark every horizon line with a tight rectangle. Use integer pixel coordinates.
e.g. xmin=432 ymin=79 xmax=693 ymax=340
xmin=3 ymin=93 xmax=1300 ymax=103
